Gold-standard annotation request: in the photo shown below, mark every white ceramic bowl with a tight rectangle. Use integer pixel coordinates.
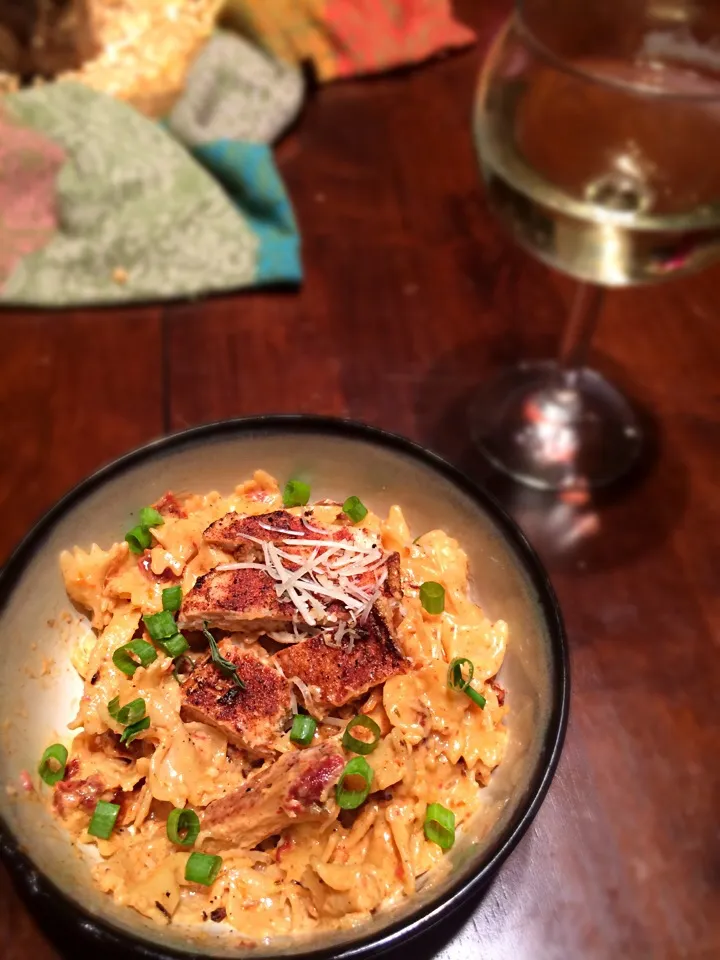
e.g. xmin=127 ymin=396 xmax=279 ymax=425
xmin=0 ymin=417 xmax=568 ymax=959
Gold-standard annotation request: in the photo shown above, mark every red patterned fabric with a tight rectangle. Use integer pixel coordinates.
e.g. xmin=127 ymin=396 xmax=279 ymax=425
xmin=224 ymin=0 xmax=476 ymax=81
xmin=326 ymin=0 xmax=476 ymax=77
xmin=0 ymin=108 xmax=64 ymax=287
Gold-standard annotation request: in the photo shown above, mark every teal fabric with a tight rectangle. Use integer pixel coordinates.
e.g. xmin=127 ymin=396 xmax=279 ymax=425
xmin=193 ymin=141 xmax=301 ymax=284
xmin=170 ymin=30 xmax=304 ymax=287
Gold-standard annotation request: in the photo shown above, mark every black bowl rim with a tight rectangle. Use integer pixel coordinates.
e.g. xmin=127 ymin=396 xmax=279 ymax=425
xmin=0 ymin=414 xmax=569 ymax=960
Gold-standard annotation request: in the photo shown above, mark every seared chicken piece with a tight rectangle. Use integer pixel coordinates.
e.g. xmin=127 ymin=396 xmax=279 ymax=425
xmin=182 ymin=507 xmax=403 ymax=635
xmin=180 ymin=640 xmax=292 ymax=756
xmin=203 ymin=740 xmax=345 ymax=847
xmin=178 ymin=568 xmax=298 ymax=633
xmin=273 ymin=605 xmax=407 ymax=716
xmin=178 ymin=569 xmax=361 ymax=634
xmin=203 ymin=509 xmax=307 ymax=555
xmin=203 ymin=509 xmax=377 ymax=559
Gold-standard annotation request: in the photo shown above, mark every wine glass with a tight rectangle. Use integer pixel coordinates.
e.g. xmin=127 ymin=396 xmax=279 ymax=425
xmin=471 ymin=0 xmax=720 ymax=490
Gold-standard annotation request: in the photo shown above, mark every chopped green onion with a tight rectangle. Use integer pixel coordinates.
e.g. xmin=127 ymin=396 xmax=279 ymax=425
xmin=448 ymin=656 xmax=474 ymax=689
xmin=119 ymin=715 xmax=151 ymax=744
xmin=125 ymin=506 xmax=164 ymax=555
xmin=420 ymin=581 xmax=445 ymax=614
xmin=108 ymin=696 xmax=146 ymax=726
xmin=38 ymin=743 xmax=68 ymax=786
xmin=162 ymin=585 xmax=183 ymax=612
xmin=167 ymin=808 xmax=200 ymax=847
xmin=202 ymin=622 xmax=245 ymax=688
xmin=335 ymin=756 xmax=373 ymax=810
xmin=342 ymin=715 xmax=381 ymax=755
xmin=289 ymin=714 xmax=316 ymax=746
xmin=185 ymin=852 xmax=222 ymax=886
xmin=342 ymin=496 xmax=368 ymax=524
xmin=125 ymin=525 xmax=151 ymax=555
xmin=112 ymin=639 xmax=158 ymax=677
xmin=143 ymin=610 xmax=177 ymax=641
xmin=158 ymin=633 xmax=189 ymax=659
xmin=447 ymin=657 xmax=486 ymax=709
xmin=108 ymin=694 xmax=150 ymax=744
xmin=465 ymin=687 xmax=487 ymax=708
xmin=283 ymin=479 xmax=311 ymax=507
xmin=139 ymin=506 xmax=164 ymax=529
xmin=424 ymin=802 xmax=455 ymax=850
xmin=88 ymin=800 xmax=120 ymax=840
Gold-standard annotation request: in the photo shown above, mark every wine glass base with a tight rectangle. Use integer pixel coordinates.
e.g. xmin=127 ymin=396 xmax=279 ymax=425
xmin=469 ymin=361 xmax=642 ymax=491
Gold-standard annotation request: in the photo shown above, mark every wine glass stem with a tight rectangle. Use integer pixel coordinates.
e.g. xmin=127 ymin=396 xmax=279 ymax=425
xmin=557 ymin=284 xmax=605 ymax=382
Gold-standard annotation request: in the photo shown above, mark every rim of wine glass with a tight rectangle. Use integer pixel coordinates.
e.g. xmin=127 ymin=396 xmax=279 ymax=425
xmin=476 ymin=8 xmax=720 ymax=232
xmin=516 ymin=2 xmax=720 ymax=102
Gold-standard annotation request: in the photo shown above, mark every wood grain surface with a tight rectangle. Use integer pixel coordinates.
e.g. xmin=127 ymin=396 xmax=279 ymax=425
xmin=1 ymin=2 xmax=718 ymax=957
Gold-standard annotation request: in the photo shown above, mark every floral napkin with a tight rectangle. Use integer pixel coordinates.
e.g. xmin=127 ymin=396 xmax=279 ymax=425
xmin=0 ymin=1 xmax=474 ymax=307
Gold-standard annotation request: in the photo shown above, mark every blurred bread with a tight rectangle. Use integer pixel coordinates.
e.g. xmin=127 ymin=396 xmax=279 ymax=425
xmin=0 ymin=2 xmax=36 ymax=74
xmin=33 ymin=0 xmax=100 ymax=75
xmin=0 ymin=1 xmax=97 ymax=76
xmin=60 ymin=0 xmax=223 ymax=116
xmin=0 ymin=0 xmax=223 ymax=116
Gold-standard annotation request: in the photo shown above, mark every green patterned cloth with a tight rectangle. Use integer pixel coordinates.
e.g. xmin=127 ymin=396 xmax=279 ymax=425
xmin=0 ymin=33 xmax=303 ymax=307
xmin=0 ymin=3 xmax=474 ymax=307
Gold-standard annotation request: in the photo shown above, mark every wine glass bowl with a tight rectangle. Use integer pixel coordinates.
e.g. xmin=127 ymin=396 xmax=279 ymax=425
xmin=471 ymin=0 xmax=720 ymax=490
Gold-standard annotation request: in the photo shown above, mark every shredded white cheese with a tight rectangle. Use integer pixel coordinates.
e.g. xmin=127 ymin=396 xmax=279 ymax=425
xmin=258 ymin=521 xmax=305 ymax=537
xmin=222 ymin=516 xmax=391 ymax=647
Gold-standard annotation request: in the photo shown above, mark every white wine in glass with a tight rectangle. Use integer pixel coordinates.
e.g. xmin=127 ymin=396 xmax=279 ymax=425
xmin=472 ymin=0 xmax=720 ymax=490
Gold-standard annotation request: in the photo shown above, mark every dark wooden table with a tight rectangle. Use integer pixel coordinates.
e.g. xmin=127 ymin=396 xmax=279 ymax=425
xmin=2 ymin=2 xmax=719 ymax=957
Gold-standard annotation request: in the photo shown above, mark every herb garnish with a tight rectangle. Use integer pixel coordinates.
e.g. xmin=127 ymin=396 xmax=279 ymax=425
xmin=202 ymin=621 xmax=245 ymax=688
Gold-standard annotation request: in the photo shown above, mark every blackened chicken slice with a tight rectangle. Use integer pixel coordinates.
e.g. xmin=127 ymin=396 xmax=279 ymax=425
xmin=180 ymin=640 xmax=292 ymax=756
xmin=273 ymin=604 xmax=407 ymax=717
xmin=202 ymin=740 xmax=345 ymax=847
xmin=178 ymin=568 xmax=298 ymax=633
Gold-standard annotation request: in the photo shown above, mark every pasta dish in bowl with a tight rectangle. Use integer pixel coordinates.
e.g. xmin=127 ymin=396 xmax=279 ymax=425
xmin=0 ymin=418 xmax=567 ymax=959
xmin=48 ymin=471 xmax=509 ymax=935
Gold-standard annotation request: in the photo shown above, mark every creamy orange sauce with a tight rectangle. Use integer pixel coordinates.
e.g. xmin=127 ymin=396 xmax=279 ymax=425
xmin=51 ymin=470 xmax=509 ymax=940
